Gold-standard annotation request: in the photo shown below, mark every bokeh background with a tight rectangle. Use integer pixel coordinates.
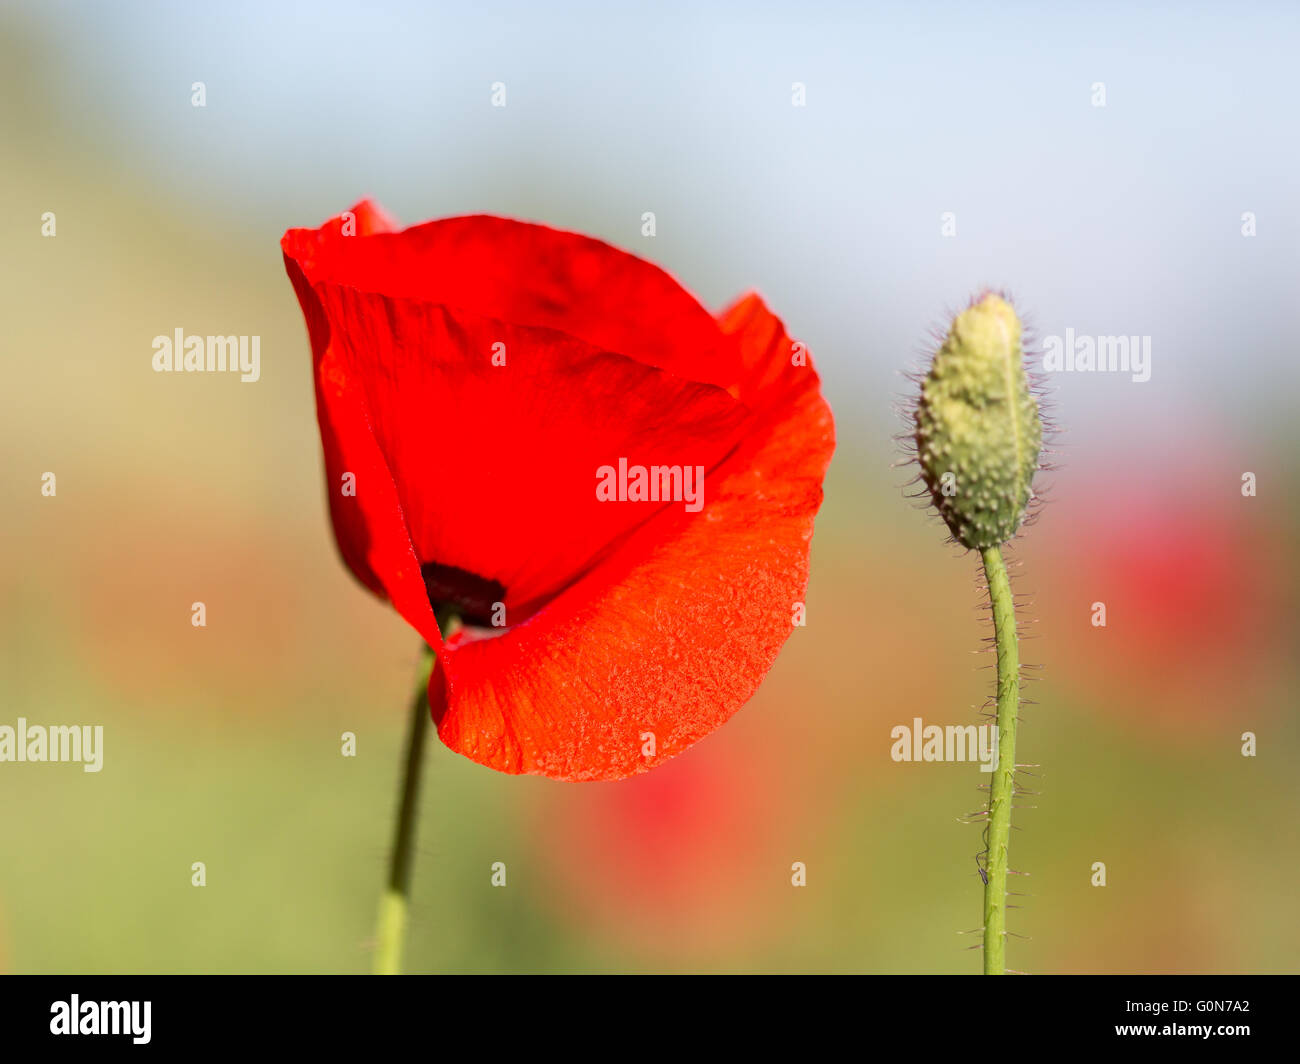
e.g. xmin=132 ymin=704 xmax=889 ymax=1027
xmin=2 ymin=0 xmax=1297 ymax=973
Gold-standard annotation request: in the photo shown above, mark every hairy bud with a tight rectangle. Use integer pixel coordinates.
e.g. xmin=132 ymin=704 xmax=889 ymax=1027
xmin=914 ymin=293 xmax=1042 ymax=550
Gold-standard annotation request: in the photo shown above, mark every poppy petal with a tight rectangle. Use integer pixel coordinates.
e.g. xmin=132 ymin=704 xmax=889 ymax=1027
xmin=430 ymin=294 xmax=834 ymax=780
xmin=283 ymin=255 xmax=445 ymax=649
xmin=299 ymin=281 xmax=755 ymax=619
xmin=283 ymin=206 xmax=738 ymax=392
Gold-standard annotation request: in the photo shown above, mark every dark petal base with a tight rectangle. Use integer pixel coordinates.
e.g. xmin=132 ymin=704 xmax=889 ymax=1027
xmin=420 ymin=561 xmax=507 ymax=629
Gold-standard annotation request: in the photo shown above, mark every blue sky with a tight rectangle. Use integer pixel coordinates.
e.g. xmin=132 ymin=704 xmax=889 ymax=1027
xmin=11 ymin=0 xmax=1300 ymax=435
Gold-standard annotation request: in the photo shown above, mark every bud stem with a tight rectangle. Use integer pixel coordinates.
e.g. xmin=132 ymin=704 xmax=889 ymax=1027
xmin=980 ymin=545 xmax=1019 ymax=975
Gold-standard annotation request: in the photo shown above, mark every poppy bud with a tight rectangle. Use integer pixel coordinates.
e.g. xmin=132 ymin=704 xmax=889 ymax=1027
xmin=914 ymin=293 xmax=1043 ymax=550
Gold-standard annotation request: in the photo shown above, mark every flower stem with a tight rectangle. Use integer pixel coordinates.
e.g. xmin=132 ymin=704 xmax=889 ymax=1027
xmin=372 ymin=616 xmax=456 ymax=975
xmin=980 ymin=545 xmax=1019 ymax=975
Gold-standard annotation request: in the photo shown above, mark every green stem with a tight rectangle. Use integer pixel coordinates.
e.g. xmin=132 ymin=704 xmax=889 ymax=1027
xmin=980 ymin=545 xmax=1019 ymax=975
xmin=372 ymin=616 xmax=457 ymax=975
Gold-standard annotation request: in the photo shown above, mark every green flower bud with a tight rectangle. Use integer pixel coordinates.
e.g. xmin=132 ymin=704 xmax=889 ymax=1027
xmin=914 ymin=293 xmax=1043 ymax=550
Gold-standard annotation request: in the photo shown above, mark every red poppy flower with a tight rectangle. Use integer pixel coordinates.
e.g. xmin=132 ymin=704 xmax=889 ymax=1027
xmin=281 ymin=201 xmax=834 ymax=781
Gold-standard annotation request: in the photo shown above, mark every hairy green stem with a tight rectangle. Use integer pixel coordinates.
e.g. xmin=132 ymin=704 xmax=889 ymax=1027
xmin=372 ymin=616 xmax=457 ymax=975
xmin=980 ymin=545 xmax=1019 ymax=975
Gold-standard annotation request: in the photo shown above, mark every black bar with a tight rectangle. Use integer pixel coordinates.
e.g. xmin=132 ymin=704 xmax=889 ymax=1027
xmin=0 ymin=975 xmax=1288 ymax=1052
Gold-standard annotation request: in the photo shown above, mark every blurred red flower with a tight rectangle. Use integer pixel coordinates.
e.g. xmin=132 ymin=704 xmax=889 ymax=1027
xmin=1036 ymin=454 xmax=1286 ymax=729
xmin=282 ymin=201 xmax=834 ymax=780
xmin=535 ymin=741 xmax=794 ymax=960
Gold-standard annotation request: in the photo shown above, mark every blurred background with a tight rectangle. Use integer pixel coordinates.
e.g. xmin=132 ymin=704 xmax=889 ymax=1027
xmin=1 ymin=0 xmax=1297 ymax=973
